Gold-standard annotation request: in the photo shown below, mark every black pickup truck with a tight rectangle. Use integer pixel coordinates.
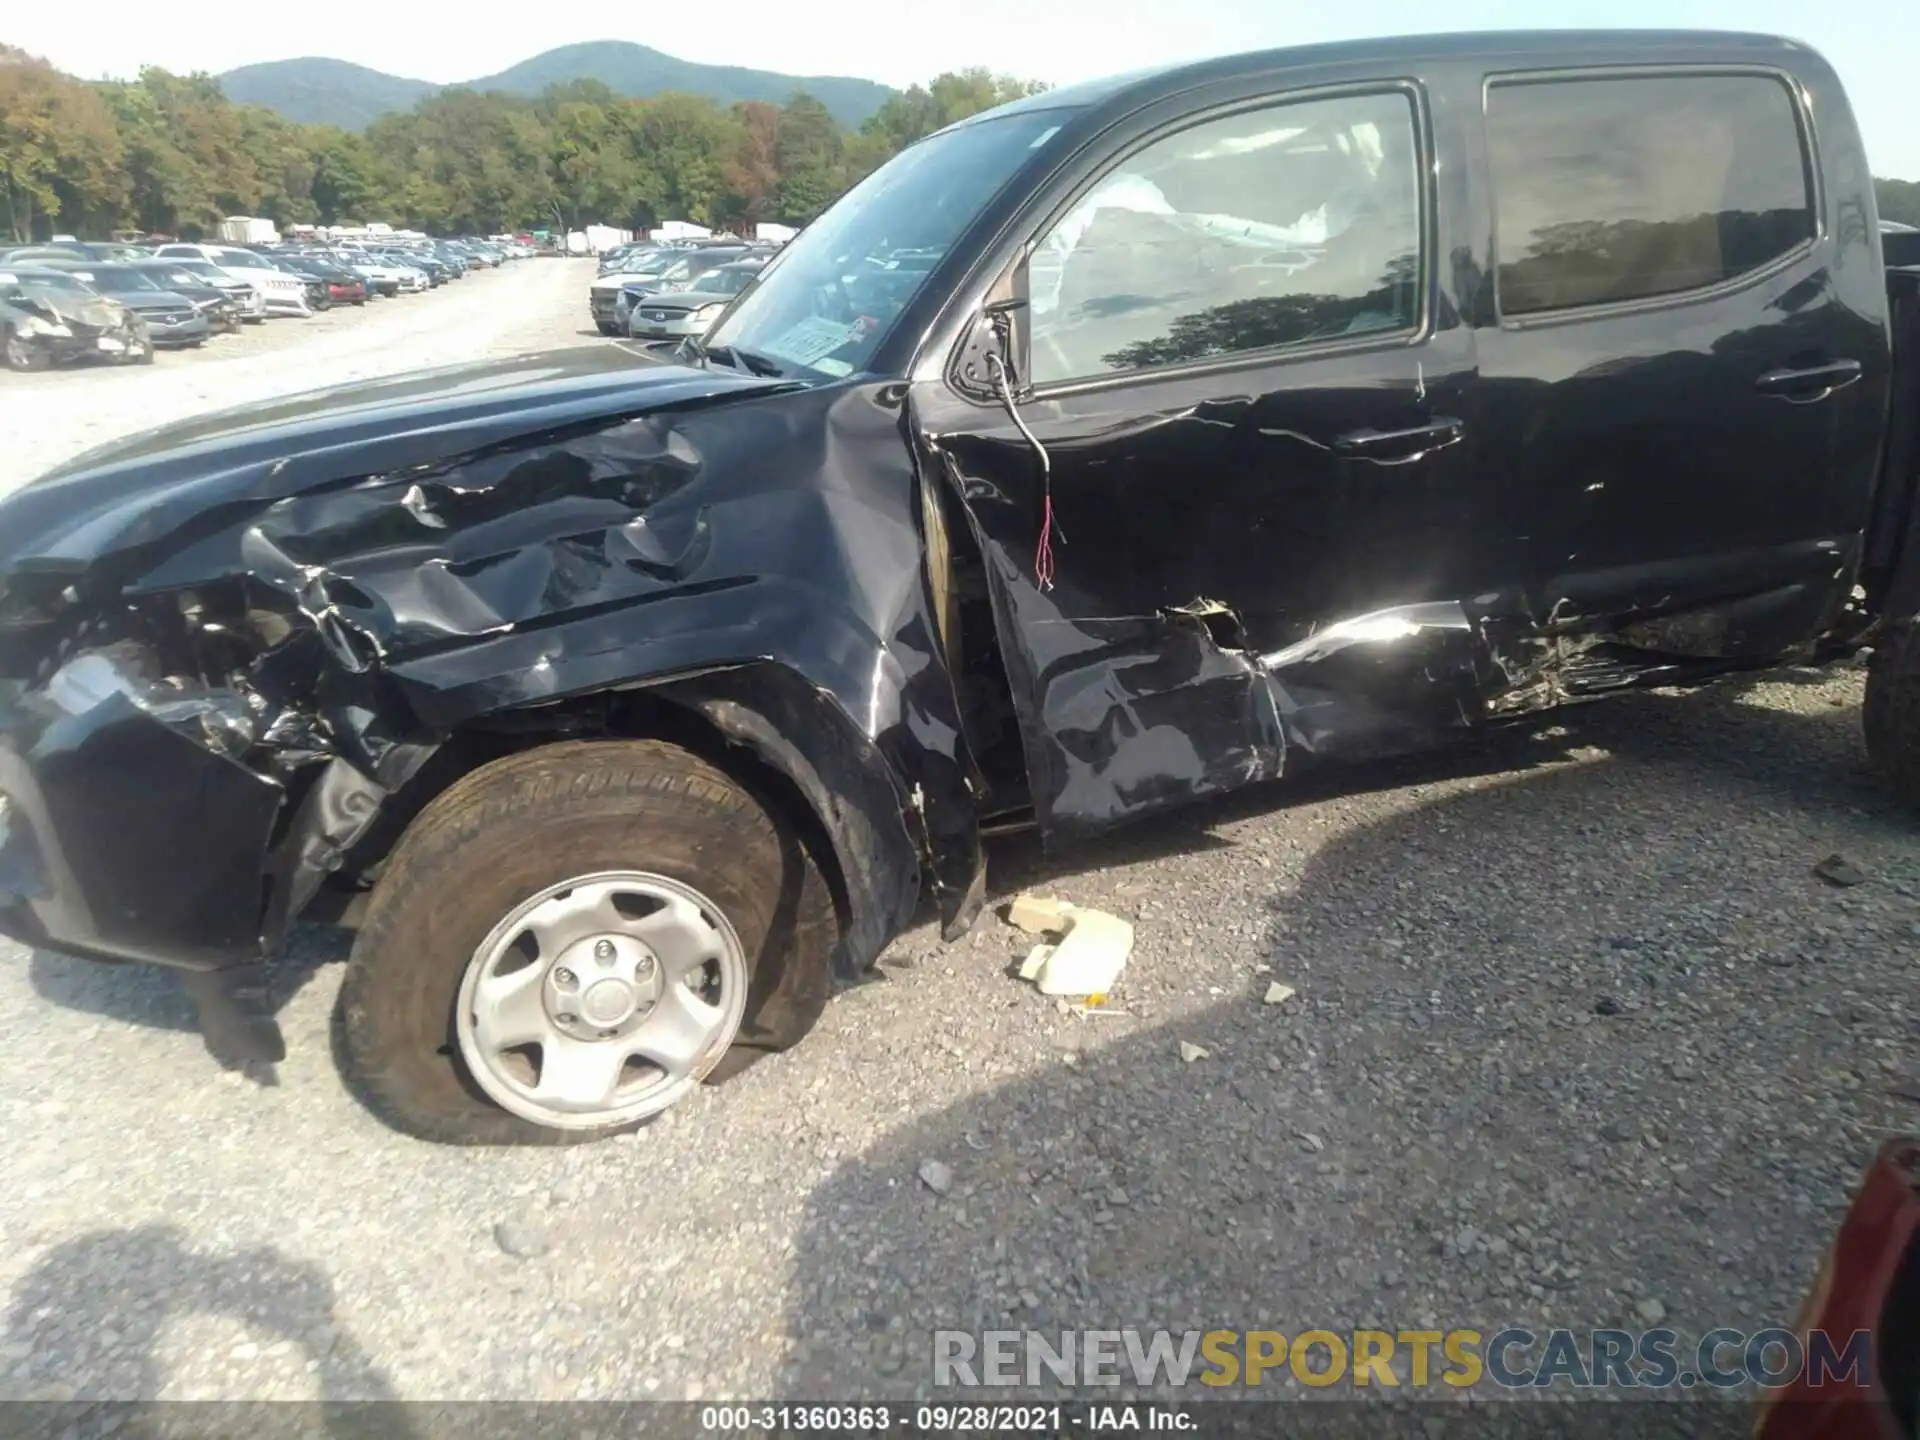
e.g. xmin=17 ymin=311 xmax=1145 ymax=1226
xmin=0 ymin=29 xmax=1915 ymax=1144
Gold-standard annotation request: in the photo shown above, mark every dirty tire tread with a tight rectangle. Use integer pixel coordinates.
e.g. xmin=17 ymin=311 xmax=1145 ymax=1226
xmin=338 ymin=740 xmax=835 ymax=1145
xmin=1864 ymin=620 xmax=1920 ymax=809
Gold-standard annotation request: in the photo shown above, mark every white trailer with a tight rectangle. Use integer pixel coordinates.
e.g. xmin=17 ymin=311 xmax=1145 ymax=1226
xmin=218 ymin=216 xmax=280 ymax=245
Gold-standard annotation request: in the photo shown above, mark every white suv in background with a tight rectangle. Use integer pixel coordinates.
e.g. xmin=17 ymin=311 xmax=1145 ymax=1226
xmin=152 ymin=243 xmax=313 ymax=317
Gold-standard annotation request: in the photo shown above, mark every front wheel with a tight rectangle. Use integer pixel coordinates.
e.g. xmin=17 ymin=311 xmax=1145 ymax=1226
xmin=1864 ymin=620 xmax=1920 ymax=809
xmin=595 ymin=320 xmax=620 ymax=336
xmin=338 ymin=740 xmax=836 ymax=1144
xmin=3 ymin=327 xmax=48 ymax=372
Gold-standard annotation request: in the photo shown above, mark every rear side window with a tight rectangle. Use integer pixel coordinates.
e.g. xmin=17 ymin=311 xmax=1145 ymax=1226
xmin=1487 ymin=74 xmax=1814 ymax=318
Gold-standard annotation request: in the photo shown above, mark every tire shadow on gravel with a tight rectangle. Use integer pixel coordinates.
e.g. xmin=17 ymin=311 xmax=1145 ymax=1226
xmin=2 ymin=1222 xmax=408 ymax=1422
xmin=773 ymin=680 xmax=1915 ymax=1403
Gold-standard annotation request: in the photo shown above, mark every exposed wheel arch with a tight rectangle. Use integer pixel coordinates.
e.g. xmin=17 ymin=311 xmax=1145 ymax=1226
xmin=322 ymin=664 xmax=922 ymax=985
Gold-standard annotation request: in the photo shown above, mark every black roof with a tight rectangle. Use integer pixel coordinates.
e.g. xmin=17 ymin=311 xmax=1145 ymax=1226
xmin=963 ymin=29 xmax=1816 ymax=131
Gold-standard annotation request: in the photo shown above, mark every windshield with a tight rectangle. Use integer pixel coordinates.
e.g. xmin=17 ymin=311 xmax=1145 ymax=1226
xmin=703 ymin=108 xmax=1071 ymax=377
xmin=216 ymin=250 xmax=270 ymax=269
xmin=8 ymin=270 xmax=92 ymax=294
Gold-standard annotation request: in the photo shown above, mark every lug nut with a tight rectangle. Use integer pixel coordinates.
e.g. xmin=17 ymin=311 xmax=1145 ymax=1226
xmin=557 ymin=1013 xmax=578 ymax=1024
xmin=553 ymin=968 xmax=576 ymax=987
xmin=594 ymin=939 xmax=616 ymax=961
xmin=598 ymin=1029 xmax=617 ymax=1039
xmin=636 ymin=954 xmax=656 ymax=977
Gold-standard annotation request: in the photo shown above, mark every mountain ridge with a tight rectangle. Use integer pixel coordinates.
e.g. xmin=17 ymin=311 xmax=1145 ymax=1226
xmin=217 ymin=42 xmax=895 ymax=131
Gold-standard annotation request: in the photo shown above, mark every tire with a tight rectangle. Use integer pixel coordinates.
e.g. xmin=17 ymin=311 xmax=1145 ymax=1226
xmin=1864 ymin=619 xmax=1920 ymax=808
xmin=3 ymin=327 xmax=49 ymax=372
xmin=338 ymin=740 xmax=836 ymax=1145
xmin=595 ymin=320 xmax=619 ymax=336
xmin=132 ymin=336 xmax=154 ymax=365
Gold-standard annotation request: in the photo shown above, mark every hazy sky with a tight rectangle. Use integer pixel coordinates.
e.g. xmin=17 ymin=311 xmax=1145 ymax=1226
xmin=13 ymin=0 xmax=1919 ymax=178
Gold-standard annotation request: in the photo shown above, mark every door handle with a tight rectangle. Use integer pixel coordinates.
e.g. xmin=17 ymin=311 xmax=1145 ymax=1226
xmin=1754 ymin=359 xmax=1862 ymax=403
xmin=1331 ymin=416 xmax=1465 ymax=464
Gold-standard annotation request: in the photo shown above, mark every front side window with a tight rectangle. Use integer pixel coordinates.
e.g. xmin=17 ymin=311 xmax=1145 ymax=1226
xmin=1487 ymin=73 xmax=1815 ymax=318
xmin=1026 ymin=90 xmax=1423 ymax=386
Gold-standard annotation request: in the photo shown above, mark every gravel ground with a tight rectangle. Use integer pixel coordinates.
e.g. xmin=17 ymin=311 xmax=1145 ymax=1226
xmin=0 ymin=263 xmax=1914 ymax=1408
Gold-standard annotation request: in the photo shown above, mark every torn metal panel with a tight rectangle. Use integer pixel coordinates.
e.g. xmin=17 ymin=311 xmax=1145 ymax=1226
xmin=1258 ymin=600 xmax=1488 ymax=759
xmin=963 ymin=536 xmax=1285 ymax=837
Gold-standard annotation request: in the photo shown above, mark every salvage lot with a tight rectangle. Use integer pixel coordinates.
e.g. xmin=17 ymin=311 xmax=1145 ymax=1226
xmin=0 ymin=258 xmax=588 ymax=489
xmin=0 ymin=262 xmax=1914 ymax=1403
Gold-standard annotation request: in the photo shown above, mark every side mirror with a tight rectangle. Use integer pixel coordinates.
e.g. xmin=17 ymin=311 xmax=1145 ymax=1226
xmin=951 ymin=291 xmax=1030 ymax=401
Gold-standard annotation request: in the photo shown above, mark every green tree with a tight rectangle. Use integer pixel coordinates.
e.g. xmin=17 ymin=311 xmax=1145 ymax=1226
xmin=0 ymin=47 xmax=125 ymax=240
xmin=773 ymin=92 xmax=845 ymax=223
xmin=3 ymin=46 xmax=1065 ymax=242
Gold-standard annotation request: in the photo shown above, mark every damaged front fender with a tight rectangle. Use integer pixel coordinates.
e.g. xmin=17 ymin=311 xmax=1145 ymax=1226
xmin=0 ymin=349 xmax=987 ymax=979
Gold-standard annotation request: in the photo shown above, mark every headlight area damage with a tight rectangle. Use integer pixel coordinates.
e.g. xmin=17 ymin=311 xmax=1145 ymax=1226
xmin=0 ymin=362 xmax=990 ymax=1065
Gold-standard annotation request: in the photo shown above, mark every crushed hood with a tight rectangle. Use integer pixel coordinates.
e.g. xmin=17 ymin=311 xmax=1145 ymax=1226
xmin=0 ymin=346 xmax=791 ymax=583
xmin=26 ymin=291 xmax=123 ymax=331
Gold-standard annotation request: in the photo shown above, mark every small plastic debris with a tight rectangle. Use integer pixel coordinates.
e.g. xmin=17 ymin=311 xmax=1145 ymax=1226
xmin=1020 ymin=943 xmax=1058 ymax=981
xmin=918 ymin=1159 xmax=954 ymax=1195
xmin=1263 ymin=982 xmax=1296 ymax=1006
xmin=1179 ymin=1041 xmax=1210 ymax=1064
xmin=1006 ymin=893 xmax=1077 ymax=933
xmin=1813 ymin=854 xmax=1867 ymax=887
xmin=1008 ymin=896 xmax=1134 ymax=996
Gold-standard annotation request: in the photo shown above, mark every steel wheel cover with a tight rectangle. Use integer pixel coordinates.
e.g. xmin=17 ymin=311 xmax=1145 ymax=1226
xmin=454 ymin=871 xmax=749 ymax=1129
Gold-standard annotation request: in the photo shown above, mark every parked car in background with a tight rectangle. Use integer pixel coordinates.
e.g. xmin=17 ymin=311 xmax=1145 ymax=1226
xmin=376 ymin=249 xmax=447 ymax=286
xmin=266 ymin=258 xmax=333 ymax=311
xmin=610 ymin=245 xmax=753 ymax=333
xmin=275 ymin=255 xmax=368 ymax=307
xmin=623 ymin=258 xmax=767 ymax=340
xmin=120 ymin=261 xmax=245 ymax=334
xmin=0 ymin=242 xmax=148 ymax=264
xmin=35 ymin=263 xmax=212 ymax=348
xmin=346 ymin=254 xmax=428 ymax=295
xmin=144 ymin=256 xmax=267 ymax=323
xmin=151 ymin=244 xmax=313 ymax=316
xmin=0 ymin=267 xmax=150 ymax=369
